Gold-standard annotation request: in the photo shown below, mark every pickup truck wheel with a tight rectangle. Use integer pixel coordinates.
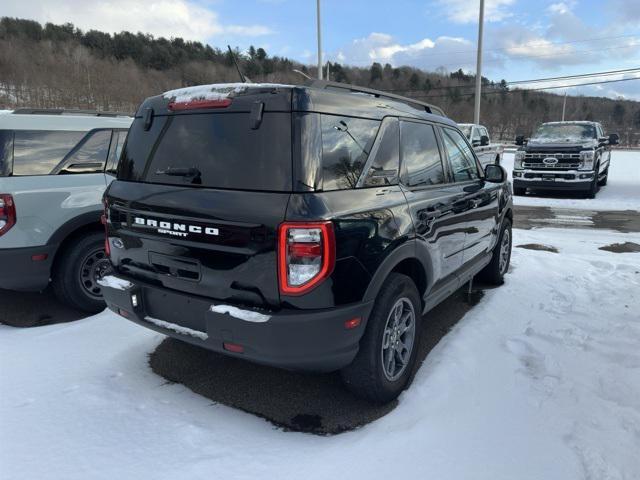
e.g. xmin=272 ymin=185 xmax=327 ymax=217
xmin=52 ymin=231 xmax=110 ymax=313
xmin=586 ymin=174 xmax=599 ymax=199
xmin=478 ymin=218 xmax=512 ymax=285
xmin=341 ymin=273 xmax=422 ymax=404
xmin=598 ymin=167 xmax=609 ymax=187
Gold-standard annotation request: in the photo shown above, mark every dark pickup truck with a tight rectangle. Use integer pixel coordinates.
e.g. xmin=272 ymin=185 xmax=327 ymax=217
xmin=100 ymin=81 xmax=513 ymax=403
xmin=512 ymin=121 xmax=619 ymax=198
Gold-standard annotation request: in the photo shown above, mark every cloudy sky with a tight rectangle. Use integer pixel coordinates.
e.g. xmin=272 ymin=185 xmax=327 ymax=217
xmin=5 ymin=0 xmax=640 ymax=99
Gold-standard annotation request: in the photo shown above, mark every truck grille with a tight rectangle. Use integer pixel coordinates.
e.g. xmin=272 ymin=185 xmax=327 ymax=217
xmin=524 ymin=152 xmax=581 ymax=170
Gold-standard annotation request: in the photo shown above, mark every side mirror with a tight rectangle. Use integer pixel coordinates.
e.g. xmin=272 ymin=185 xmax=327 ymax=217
xmin=480 ymin=135 xmax=490 ymax=146
xmin=515 ymin=135 xmax=525 ymax=146
xmin=609 ymin=133 xmax=619 ymax=145
xmin=485 ymin=164 xmax=506 ymax=183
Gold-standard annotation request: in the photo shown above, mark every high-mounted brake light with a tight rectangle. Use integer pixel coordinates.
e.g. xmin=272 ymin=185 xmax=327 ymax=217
xmin=278 ymin=221 xmax=335 ymax=296
xmin=0 ymin=194 xmax=16 ymax=237
xmin=168 ymin=98 xmax=232 ymax=111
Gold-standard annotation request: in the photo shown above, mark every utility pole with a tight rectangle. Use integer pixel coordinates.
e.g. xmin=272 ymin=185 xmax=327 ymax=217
xmin=561 ymin=91 xmax=567 ymax=121
xmin=473 ymin=0 xmax=485 ymax=124
xmin=326 ymin=61 xmax=331 ymax=81
xmin=316 ymin=0 xmax=323 ymax=80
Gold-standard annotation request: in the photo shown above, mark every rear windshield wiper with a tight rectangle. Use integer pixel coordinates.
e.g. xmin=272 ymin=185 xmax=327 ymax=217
xmin=155 ymin=167 xmax=201 ymax=177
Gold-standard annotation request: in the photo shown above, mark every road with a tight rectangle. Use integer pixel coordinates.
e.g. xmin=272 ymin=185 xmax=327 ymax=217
xmin=1 ymin=204 xmax=638 ymax=433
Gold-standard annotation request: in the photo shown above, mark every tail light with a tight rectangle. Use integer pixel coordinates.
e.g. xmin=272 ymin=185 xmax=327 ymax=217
xmin=101 ymin=199 xmax=110 ymax=256
xmin=278 ymin=221 xmax=335 ymax=295
xmin=0 ymin=194 xmax=16 ymax=236
xmin=168 ymin=98 xmax=232 ymax=111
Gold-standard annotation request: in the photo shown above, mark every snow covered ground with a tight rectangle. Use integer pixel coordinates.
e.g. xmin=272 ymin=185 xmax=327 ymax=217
xmin=1 ymin=227 xmax=639 ymax=480
xmin=503 ymin=150 xmax=640 ymax=211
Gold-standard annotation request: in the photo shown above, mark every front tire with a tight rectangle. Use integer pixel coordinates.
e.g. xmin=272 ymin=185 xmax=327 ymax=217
xmin=598 ymin=167 xmax=609 ymax=187
xmin=53 ymin=232 xmax=110 ymax=313
xmin=478 ymin=218 xmax=512 ymax=285
xmin=341 ymin=273 xmax=422 ymax=404
xmin=586 ymin=175 xmax=599 ymax=199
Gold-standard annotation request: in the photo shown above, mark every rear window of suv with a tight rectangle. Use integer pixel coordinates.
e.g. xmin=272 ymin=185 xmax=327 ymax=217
xmin=119 ymin=113 xmax=292 ymax=192
xmin=13 ymin=130 xmax=86 ymax=175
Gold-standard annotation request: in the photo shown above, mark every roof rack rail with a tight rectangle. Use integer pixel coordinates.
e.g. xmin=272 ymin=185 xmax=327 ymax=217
xmin=12 ymin=108 xmax=132 ymax=117
xmin=307 ymin=80 xmax=446 ymax=117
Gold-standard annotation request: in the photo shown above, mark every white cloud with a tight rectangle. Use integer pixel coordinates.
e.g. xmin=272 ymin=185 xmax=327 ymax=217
xmin=490 ymin=1 xmax=640 ymax=70
xmin=3 ymin=0 xmax=273 ymax=41
xmin=333 ymin=32 xmax=500 ymax=72
xmin=438 ymin=0 xmax=516 ymax=24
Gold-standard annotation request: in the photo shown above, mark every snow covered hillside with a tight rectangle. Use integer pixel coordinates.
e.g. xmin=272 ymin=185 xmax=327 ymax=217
xmin=503 ymin=150 xmax=640 ymax=211
xmin=1 ymin=227 xmax=639 ymax=480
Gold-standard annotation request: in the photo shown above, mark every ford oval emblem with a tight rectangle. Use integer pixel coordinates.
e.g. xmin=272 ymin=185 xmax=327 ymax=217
xmin=543 ymin=157 xmax=558 ymax=165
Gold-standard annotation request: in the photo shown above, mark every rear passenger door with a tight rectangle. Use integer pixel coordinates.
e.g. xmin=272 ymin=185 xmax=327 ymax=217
xmin=399 ymin=120 xmax=468 ymax=288
xmin=439 ymin=126 xmax=500 ymax=269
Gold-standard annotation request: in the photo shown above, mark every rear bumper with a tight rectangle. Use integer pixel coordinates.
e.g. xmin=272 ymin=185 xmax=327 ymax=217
xmin=101 ymin=274 xmax=374 ymax=372
xmin=0 ymin=245 xmax=55 ymax=291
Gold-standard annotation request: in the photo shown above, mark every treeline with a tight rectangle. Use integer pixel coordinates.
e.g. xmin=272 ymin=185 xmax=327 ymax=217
xmin=1 ymin=17 xmax=639 ymax=145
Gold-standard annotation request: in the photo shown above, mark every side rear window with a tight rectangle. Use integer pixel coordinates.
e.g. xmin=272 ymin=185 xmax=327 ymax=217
xmin=400 ymin=121 xmax=445 ymax=187
xmin=321 ymin=115 xmax=379 ymax=190
xmin=53 ymin=129 xmax=111 ymax=174
xmin=361 ymin=117 xmax=399 ymax=187
xmin=442 ymin=128 xmax=480 ymax=182
xmin=106 ymin=131 xmax=128 ymax=174
xmin=12 ymin=130 xmax=85 ymax=176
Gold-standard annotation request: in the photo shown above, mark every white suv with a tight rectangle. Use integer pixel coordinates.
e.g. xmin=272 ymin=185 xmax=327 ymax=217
xmin=0 ymin=109 xmax=132 ymax=312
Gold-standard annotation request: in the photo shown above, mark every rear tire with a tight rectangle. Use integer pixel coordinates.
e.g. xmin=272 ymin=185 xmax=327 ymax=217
xmin=341 ymin=273 xmax=422 ymax=404
xmin=478 ymin=218 xmax=512 ymax=285
xmin=53 ymin=232 xmax=110 ymax=313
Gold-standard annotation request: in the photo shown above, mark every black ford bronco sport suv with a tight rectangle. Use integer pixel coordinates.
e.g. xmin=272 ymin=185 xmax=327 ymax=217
xmin=512 ymin=121 xmax=619 ymax=198
xmin=101 ymin=81 xmax=513 ymax=403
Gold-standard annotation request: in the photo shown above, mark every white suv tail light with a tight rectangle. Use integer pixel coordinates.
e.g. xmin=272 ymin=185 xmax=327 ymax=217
xmin=0 ymin=194 xmax=16 ymax=236
xmin=278 ymin=221 xmax=335 ymax=295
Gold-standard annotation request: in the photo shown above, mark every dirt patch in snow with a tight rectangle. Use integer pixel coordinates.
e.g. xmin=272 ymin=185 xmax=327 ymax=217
xmin=598 ymin=242 xmax=640 ymax=253
xmin=149 ymin=288 xmax=478 ymax=435
xmin=516 ymin=243 xmax=559 ymax=253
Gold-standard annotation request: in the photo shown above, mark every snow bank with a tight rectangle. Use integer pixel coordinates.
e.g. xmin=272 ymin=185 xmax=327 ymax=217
xmin=504 ymin=150 xmax=640 ymax=211
xmin=210 ymin=304 xmax=271 ymax=323
xmin=1 ymin=228 xmax=639 ymax=479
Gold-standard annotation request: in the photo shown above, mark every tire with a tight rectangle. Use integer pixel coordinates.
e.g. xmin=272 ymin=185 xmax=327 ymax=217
xmin=586 ymin=174 xmax=599 ymax=199
xmin=478 ymin=218 xmax=512 ymax=285
xmin=52 ymin=231 xmax=111 ymax=313
xmin=513 ymin=187 xmax=526 ymax=196
xmin=341 ymin=273 xmax=422 ymax=404
xmin=598 ymin=167 xmax=609 ymax=187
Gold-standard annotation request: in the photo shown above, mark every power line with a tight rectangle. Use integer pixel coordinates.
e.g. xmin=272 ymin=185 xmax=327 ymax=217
xmin=508 ymin=67 xmax=640 ymax=85
xmin=403 ymin=76 xmax=640 ymax=99
xmin=382 ymin=67 xmax=640 ymax=94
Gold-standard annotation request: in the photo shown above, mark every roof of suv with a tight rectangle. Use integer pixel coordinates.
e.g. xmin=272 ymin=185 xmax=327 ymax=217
xmin=0 ymin=110 xmax=133 ymax=131
xmin=146 ymin=81 xmax=455 ymax=127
